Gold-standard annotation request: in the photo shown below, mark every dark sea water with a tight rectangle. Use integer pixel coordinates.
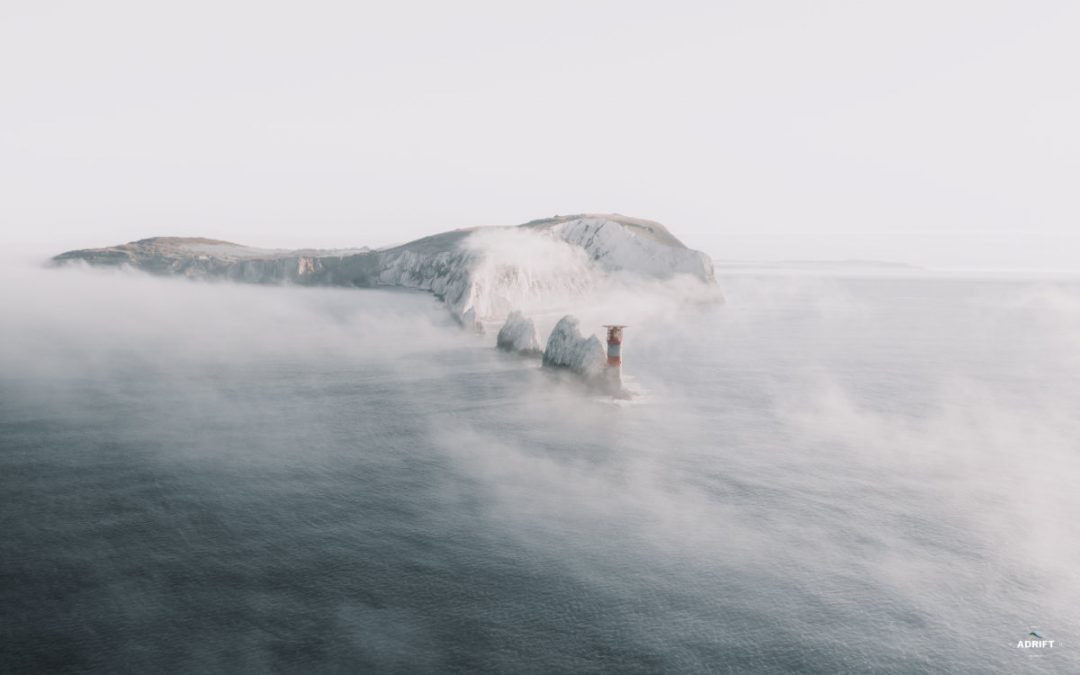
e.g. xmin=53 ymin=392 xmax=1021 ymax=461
xmin=2 ymin=264 xmax=1079 ymax=673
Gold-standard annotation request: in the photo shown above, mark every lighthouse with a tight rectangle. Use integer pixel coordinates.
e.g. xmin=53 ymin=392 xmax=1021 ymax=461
xmin=602 ymin=325 xmax=626 ymax=390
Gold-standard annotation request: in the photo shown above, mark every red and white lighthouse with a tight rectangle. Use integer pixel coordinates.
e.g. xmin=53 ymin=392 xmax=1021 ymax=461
xmin=603 ymin=325 xmax=626 ymax=367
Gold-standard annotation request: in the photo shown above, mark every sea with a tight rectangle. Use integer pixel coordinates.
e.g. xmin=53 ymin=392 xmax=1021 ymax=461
xmin=2 ymin=259 xmax=1078 ymax=673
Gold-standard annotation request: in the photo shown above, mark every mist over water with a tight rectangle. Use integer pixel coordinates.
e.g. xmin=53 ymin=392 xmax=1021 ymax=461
xmin=2 ymin=261 xmax=1079 ymax=673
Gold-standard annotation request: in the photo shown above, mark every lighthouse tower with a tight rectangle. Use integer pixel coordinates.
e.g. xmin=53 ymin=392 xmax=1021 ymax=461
xmin=602 ymin=325 xmax=626 ymax=390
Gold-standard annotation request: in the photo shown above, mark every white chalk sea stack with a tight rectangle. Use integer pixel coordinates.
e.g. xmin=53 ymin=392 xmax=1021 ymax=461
xmin=496 ymin=311 xmax=542 ymax=355
xmin=541 ymin=315 xmax=606 ymax=380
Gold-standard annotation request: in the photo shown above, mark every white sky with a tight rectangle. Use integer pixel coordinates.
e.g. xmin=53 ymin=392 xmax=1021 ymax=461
xmin=1 ymin=1 xmax=1078 ymax=268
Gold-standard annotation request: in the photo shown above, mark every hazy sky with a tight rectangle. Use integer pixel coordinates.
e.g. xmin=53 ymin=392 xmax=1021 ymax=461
xmin=1 ymin=1 xmax=1078 ymax=267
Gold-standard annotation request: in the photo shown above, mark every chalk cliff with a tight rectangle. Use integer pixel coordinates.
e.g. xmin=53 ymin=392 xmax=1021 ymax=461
xmin=53 ymin=214 xmax=717 ymax=327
